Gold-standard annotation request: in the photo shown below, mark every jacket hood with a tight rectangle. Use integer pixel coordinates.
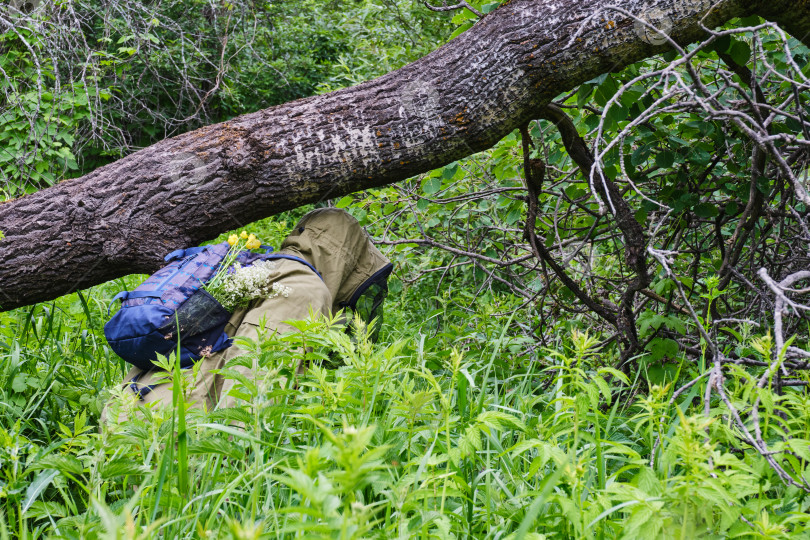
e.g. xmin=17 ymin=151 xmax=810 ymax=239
xmin=279 ymin=208 xmax=392 ymax=314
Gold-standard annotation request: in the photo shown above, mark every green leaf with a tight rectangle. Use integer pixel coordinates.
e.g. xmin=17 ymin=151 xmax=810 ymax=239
xmin=694 ymin=203 xmax=719 ymax=218
xmin=622 ymin=501 xmax=665 ymax=539
xmin=631 ymin=145 xmax=651 ymax=166
xmin=505 ymin=207 xmax=522 ymax=225
xmin=335 ymin=195 xmax=353 ymax=209
xmin=451 ymin=7 xmax=477 ymax=23
xmin=788 ymin=439 xmax=810 ymax=462
xmin=597 ymin=367 xmax=630 ymax=385
xmin=620 ymin=88 xmax=643 ymax=109
xmin=458 ymin=429 xmax=475 ymax=455
xmin=565 ymin=185 xmax=586 ymax=199
xmin=728 ymin=39 xmax=752 ymax=66
xmin=576 ymin=85 xmax=595 ymax=108
xmin=449 ymin=21 xmax=474 ymax=39
xmin=448 ymin=447 xmax=463 ymax=466
xmin=689 ymin=148 xmax=711 ymax=166
xmin=477 ymin=410 xmax=526 ymax=432
xmin=648 ymin=338 xmax=679 ymax=361
xmin=208 ymin=407 xmax=253 ymax=426
xmin=23 ymin=469 xmax=58 ymax=515
xmin=652 ymin=279 xmax=675 ymax=295
xmin=655 ymin=151 xmax=675 ymax=169
xmin=100 ymin=459 xmax=149 ymax=479
xmin=466 ymin=425 xmax=482 ymax=450
xmin=594 ymin=376 xmax=612 ymax=405
xmin=664 ymin=315 xmax=686 ymax=335
xmin=709 ymin=35 xmax=731 ymax=55
xmin=594 ymin=76 xmax=618 ymax=107
xmin=31 ymin=455 xmax=84 ymax=476
xmin=604 ymin=104 xmax=629 ymax=130
xmin=422 ymin=176 xmax=441 ymax=195
xmin=11 ymin=373 xmax=27 ymax=393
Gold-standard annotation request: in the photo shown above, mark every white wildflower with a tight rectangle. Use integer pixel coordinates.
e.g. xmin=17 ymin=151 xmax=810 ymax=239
xmin=272 ymin=282 xmax=292 ymax=298
xmin=207 ymin=260 xmax=294 ymax=311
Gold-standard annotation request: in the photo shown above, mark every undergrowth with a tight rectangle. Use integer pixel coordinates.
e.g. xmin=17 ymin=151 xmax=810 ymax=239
xmin=1 ymin=272 xmax=809 ymax=539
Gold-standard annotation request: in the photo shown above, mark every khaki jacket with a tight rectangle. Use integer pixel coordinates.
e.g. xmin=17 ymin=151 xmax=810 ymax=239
xmin=104 ymin=208 xmax=391 ymax=420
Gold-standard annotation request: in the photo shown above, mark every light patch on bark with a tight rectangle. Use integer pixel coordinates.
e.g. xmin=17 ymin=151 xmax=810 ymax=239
xmin=164 ymin=151 xmax=210 ymax=193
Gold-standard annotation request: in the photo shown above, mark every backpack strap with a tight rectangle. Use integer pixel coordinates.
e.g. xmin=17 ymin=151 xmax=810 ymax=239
xmin=164 ymin=245 xmax=209 ymax=262
xmin=167 ymin=243 xmax=271 ymax=262
xmin=128 ymin=369 xmax=189 ymax=400
xmin=128 ymin=371 xmax=159 ymax=400
xmin=107 ymin=290 xmax=163 ymax=313
xmin=267 ymin=254 xmax=323 ymax=281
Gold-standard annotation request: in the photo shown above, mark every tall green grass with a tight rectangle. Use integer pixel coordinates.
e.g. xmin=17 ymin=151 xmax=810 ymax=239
xmin=1 ymin=273 xmax=809 ymax=538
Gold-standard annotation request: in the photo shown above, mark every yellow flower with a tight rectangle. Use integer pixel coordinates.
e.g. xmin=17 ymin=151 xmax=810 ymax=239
xmin=240 ymin=230 xmax=248 ymax=239
xmin=228 ymin=234 xmax=238 ymax=246
xmin=245 ymin=234 xmax=261 ymax=250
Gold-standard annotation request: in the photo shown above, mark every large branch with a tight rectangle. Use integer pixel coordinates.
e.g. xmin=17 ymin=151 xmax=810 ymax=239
xmin=0 ymin=0 xmax=803 ymax=310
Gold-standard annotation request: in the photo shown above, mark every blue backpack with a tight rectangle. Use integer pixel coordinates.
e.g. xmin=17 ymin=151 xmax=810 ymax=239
xmin=104 ymin=242 xmax=321 ymax=371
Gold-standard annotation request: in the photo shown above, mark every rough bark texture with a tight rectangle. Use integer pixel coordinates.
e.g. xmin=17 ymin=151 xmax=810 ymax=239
xmin=0 ymin=0 xmax=805 ymax=310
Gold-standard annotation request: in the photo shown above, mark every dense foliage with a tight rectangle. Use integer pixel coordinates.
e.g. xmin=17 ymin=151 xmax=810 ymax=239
xmin=0 ymin=0 xmax=449 ymax=195
xmin=1 ymin=0 xmax=810 ymax=538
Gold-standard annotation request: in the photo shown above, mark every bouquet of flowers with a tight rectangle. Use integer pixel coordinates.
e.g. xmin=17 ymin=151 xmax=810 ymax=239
xmin=203 ymin=231 xmax=291 ymax=312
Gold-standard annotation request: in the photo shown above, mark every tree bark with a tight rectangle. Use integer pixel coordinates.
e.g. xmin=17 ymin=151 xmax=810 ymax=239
xmin=0 ymin=0 xmax=805 ymax=310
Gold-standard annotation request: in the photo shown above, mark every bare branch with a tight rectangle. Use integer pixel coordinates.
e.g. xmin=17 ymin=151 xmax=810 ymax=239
xmin=422 ymin=0 xmax=483 ymax=18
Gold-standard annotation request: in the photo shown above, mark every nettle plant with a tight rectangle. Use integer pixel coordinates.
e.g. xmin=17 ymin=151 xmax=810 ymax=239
xmin=1 ymin=307 xmax=806 ymax=537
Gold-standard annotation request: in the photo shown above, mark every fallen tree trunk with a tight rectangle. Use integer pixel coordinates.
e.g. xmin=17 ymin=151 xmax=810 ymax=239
xmin=0 ymin=0 xmax=805 ymax=310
